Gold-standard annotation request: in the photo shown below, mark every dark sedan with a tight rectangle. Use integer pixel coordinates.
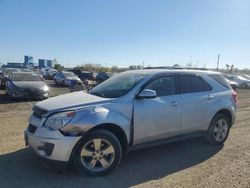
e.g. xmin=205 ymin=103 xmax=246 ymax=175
xmin=5 ymin=72 xmax=49 ymax=100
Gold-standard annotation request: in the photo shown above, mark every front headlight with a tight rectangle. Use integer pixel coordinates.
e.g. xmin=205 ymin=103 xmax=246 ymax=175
xmin=44 ymin=111 xmax=75 ymax=130
xmin=42 ymin=85 xmax=49 ymax=92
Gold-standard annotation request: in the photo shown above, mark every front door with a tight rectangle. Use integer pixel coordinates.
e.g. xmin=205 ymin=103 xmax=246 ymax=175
xmin=133 ymin=75 xmax=181 ymax=145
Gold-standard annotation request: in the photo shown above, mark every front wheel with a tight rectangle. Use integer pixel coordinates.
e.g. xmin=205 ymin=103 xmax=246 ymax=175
xmin=73 ymin=129 xmax=122 ymax=176
xmin=206 ymin=114 xmax=230 ymax=145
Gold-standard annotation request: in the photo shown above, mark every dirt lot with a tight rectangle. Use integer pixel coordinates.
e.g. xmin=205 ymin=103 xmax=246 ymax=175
xmin=0 ymin=81 xmax=250 ymax=188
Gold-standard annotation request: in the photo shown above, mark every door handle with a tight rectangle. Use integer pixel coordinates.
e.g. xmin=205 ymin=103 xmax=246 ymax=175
xmin=170 ymin=101 xmax=180 ymax=106
xmin=207 ymin=94 xmax=214 ymax=100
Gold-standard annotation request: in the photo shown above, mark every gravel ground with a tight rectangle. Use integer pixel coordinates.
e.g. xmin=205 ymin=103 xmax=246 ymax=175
xmin=0 ymin=82 xmax=249 ymax=188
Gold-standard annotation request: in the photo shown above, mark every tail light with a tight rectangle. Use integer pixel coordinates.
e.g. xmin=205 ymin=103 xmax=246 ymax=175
xmin=232 ymin=90 xmax=238 ymax=103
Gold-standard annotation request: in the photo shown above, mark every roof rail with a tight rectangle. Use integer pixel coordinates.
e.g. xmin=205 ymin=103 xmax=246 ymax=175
xmin=143 ymin=66 xmax=208 ymax=70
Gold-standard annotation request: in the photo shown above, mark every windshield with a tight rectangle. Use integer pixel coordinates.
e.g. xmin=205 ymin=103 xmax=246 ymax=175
xmin=12 ymin=73 xmax=41 ymax=81
xmin=64 ymin=72 xmax=76 ymax=77
xmin=4 ymin=69 xmax=18 ymax=75
xmin=90 ymin=72 xmax=147 ymax=98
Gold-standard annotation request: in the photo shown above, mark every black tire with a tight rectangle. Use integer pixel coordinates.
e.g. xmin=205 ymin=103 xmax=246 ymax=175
xmin=73 ymin=129 xmax=122 ymax=176
xmin=205 ymin=114 xmax=230 ymax=145
xmin=8 ymin=92 xmax=13 ymax=101
xmin=5 ymin=88 xmax=8 ymax=96
xmin=241 ymin=83 xmax=248 ymax=89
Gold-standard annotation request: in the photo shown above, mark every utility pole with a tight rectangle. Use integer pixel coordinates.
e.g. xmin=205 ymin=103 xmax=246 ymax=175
xmin=216 ymin=53 xmax=220 ymax=70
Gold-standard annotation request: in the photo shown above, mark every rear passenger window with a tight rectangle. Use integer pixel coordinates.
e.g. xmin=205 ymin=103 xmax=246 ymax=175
xmin=209 ymin=75 xmax=231 ymax=89
xmin=145 ymin=76 xmax=176 ymax=97
xmin=179 ymin=75 xmax=211 ymax=94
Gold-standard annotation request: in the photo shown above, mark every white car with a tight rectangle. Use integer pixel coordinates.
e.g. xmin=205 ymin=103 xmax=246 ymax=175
xmin=54 ymin=71 xmax=81 ymax=86
xmin=224 ymin=75 xmax=250 ymax=89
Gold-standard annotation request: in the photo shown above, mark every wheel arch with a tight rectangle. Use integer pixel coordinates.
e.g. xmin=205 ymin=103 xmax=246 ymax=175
xmin=212 ymin=109 xmax=233 ymax=127
xmin=88 ymin=123 xmax=129 ymax=156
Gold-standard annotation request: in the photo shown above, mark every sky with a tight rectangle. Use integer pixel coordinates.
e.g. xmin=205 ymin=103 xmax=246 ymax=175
xmin=0 ymin=0 xmax=250 ymax=69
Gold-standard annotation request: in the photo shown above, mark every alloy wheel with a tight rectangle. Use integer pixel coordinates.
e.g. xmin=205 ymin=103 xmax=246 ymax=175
xmin=212 ymin=119 xmax=228 ymax=142
xmin=80 ymin=138 xmax=115 ymax=172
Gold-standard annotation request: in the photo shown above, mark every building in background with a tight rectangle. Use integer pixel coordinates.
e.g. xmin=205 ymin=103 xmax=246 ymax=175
xmin=3 ymin=62 xmax=24 ymax=69
xmin=38 ymin=59 xmax=54 ymax=68
xmin=23 ymin=55 xmax=34 ymax=68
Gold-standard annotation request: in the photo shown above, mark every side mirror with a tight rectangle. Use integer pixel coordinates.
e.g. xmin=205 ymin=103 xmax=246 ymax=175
xmin=137 ymin=89 xmax=157 ymax=99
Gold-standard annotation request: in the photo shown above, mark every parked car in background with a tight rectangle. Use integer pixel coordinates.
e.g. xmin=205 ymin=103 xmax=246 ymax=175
xmin=96 ymin=72 xmax=114 ymax=84
xmin=5 ymin=71 xmax=49 ymax=100
xmin=54 ymin=71 xmax=81 ymax=86
xmin=225 ymin=78 xmax=238 ymax=90
xmin=0 ymin=71 xmax=3 ymax=89
xmin=25 ymin=69 xmax=237 ymax=176
xmin=41 ymin=68 xmax=58 ymax=80
xmin=79 ymin=71 xmax=94 ymax=81
xmin=69 ymin=69 xmax=94 ymax=81
xmin=224 ymin=75 xmax=250 ymax=89
xmin=67 ymin=68 xmax=82 ymax=77
xmin=1 ymin=68 xmax=21 ymax=88
xmin=242 ymin=74 xmax=250 ymax=80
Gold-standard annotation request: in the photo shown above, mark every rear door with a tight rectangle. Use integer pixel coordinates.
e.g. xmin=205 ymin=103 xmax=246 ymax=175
xmin=178 ymin=74 xmax=213 ymax=133
xmin=133 ymin=74 xmax=182 ymax=145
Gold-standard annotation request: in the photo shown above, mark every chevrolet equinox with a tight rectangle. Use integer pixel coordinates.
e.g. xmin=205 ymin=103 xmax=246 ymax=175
xmin=24 ymin=69 xmax=237 ymax=175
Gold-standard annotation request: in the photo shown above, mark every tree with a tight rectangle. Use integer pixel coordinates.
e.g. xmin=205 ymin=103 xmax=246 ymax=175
xmin=129 ymin=65 xmax=137 ymax=70
xmin=111 ymin=65 xmax=119 ymax=73
xmin=54 ymin=63 xmax=64 ymax=71
xmin=230 ymin=64 xmax=234 ymax=73
xmin=129 ymin=65 xmax=143 ymax=70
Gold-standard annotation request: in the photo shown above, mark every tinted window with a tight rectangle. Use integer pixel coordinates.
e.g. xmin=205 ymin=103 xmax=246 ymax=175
xmin=179 ymin=75 xmax=211 ymax=94
xmin=209 ymin=75 xmax=231 ymax=89
xmin=145 ymin=76 xmax=176 ymax=97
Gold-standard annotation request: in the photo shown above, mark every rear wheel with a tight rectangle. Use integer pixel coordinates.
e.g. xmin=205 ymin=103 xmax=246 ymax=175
xmin=206 ymin=114 xmax=230 ymax=145
xmin=241 ymin=83 xmax=248 ymax=89
xmin=73 ymin=129 xmax=122 ymax=176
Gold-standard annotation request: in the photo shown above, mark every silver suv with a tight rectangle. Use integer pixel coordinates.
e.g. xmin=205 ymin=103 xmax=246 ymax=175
xmin=24 ymin=69 xmax=237 ymax=175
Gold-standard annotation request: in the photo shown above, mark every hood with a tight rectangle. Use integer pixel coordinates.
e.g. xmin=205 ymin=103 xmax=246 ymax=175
xmin=13 ymin=81 xmax=47 ymax=89
xmin=35 ymin=91 xmax=111 ymax=112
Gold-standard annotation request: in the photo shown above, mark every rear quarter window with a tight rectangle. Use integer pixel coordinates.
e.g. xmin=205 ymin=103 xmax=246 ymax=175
xmin=209 ymin=75 xmax=231 ymax=89
xmin=179 ymin=75 xmax=212 ymax=94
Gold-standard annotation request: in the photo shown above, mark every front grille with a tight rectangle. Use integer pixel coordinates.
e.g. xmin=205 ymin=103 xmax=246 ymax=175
xmin=28 ymin=124 xmax=37 ymax=134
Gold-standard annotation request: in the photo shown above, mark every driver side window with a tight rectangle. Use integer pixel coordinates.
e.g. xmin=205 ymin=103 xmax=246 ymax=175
xmin=145 ymin=75 xmax=176 ymax=97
